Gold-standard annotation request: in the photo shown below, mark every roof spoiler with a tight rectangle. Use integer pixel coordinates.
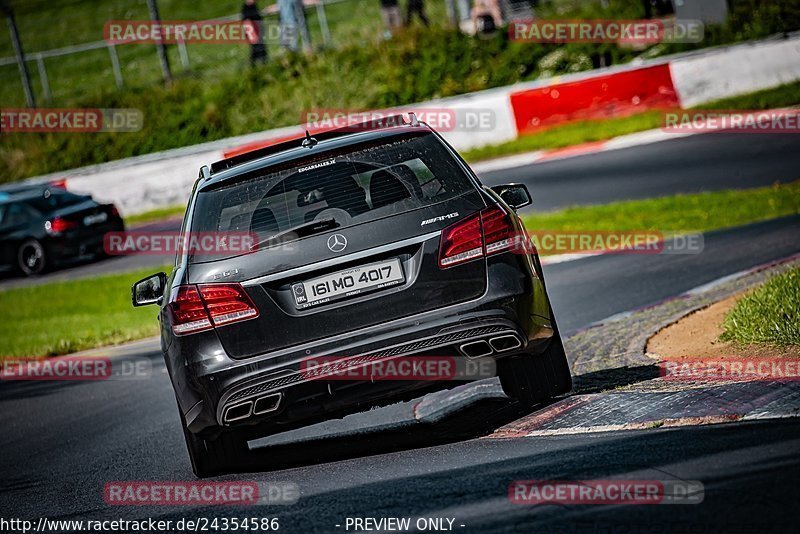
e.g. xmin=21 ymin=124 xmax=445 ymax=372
xmin=209 ymin=112 xmax=422 ymax=175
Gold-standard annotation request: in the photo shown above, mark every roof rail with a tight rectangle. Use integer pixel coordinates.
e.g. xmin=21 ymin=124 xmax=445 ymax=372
xmin=209 ymin=112 xmax=418 ymax=175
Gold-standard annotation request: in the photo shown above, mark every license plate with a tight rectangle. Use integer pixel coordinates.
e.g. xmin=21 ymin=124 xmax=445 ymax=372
xmin=292 ymin=258 xmax=405 ymax=309
xmin=83 ymin=212 xmax=108 ymax=226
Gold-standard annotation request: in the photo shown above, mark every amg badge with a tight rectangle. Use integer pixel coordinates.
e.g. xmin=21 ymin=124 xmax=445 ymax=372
xmin=421 ymin=212 xmax=459 ymax=226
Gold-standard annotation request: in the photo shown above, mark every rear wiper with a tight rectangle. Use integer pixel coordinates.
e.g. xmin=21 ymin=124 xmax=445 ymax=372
xmin=250 ymin=218 xmax=340 ymax=250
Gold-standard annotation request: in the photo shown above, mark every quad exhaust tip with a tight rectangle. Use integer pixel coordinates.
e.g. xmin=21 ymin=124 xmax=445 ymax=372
xmin=253 ymin=393 xmax=282 ymax=415
xmin=459 ymin=340 xmax=493 ymax=359
xmin=489 ymin=335 xmax=522 ymax=353
xmin=459 ymin=335 xmax=523 ymax=359
xmin=223 ymin=393 xmax=283 ymax=423
xmin=223 ymin=401 xmax=252 ymax=423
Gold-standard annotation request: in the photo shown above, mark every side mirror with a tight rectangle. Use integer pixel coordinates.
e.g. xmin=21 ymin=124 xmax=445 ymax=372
xmin=491 ymin=183 xmax=532 ymax=210
xmin=132 ymin=272 xmax=167 ymax=307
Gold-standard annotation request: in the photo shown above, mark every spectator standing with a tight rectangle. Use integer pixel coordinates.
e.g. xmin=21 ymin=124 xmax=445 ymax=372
xmin=380 ymin=0 xmax=402 ymax=38
xmin=241 ymin=0 xmax=268 ymax=65
xmin=405 ymin=0 xmax=430 ymax=27
xmin=294 ymin=0 xmax=313 ymax=51
xmin=278 ymin=0 xmax=312 ymax=52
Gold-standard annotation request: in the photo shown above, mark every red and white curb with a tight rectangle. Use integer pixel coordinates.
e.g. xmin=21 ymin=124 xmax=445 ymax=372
xmin=489 ymin=381 xmax=800 ymax=439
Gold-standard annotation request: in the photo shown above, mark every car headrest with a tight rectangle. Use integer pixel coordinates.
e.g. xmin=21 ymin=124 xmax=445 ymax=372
xmin=249 ymin=204 xmax=279 ymax=234
xmin=370 ymin=170 xmax=412 ymax=209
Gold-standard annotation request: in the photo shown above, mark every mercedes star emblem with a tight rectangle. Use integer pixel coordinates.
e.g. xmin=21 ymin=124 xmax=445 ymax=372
xmin=327 ymin=234 xmax=347 ymax=252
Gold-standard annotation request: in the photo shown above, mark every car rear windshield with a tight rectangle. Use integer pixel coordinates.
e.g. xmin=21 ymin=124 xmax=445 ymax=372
xmin=23 ymin=191 xmax=88 ymax=213
xmin=188 ymin=132 xmax=476 ymax=262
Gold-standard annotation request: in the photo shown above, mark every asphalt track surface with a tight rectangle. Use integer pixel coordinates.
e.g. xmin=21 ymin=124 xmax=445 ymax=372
xmin=2 ymin=131 xmax=799 ymax=290
xmin=1 ymin=135 xmax=800 ymax=532
xmin=550 ymin=215 xmax=799 ymax=333
xmin=479 ymin=132 xmax=800 ymax=211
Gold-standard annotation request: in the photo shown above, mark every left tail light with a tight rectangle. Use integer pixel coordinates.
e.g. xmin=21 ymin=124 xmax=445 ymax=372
xmin=168 ymin=283 xmax=259 ymax=335
xmin=45 ymin=216 xmax=78 ymax=234
xmin=169 ymin=286 xmax=212 ymax=335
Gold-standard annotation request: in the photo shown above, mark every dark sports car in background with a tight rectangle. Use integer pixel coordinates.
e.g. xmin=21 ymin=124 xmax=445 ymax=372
xmin=133 ymin=115 xmax=572 ymax=477
xmin=0 ymin=185 xmax=124 ymax=276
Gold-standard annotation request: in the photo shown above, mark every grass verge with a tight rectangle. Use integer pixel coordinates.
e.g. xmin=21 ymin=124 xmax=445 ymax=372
xmin=126 ymin=205 xmax=187 ymax=227
xmin=521 ymin=181 xmax=800 ymax=238
xmin=462 ymin=80 xmax=800 ymax=163
xmin=700 ymin=80 xmax=800 ymax=110
xmin=720 ymin=268 xmax=800 ymax=346
xmin=0 ymin=266 xmax=169 ymax=358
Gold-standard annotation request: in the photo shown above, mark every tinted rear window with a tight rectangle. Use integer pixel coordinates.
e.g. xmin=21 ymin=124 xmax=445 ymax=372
xmin=23 ymin=191 xmax=87 ymax=213
xmin=188 ymin=133 xmax=475 ymax=261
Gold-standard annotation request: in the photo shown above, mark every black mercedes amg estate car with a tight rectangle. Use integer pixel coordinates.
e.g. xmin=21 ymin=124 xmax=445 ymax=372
xmin=133 ymin=115 xmax=572 ymax=476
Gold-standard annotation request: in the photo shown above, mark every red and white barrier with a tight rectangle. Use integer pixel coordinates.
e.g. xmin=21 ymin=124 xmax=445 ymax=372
xmin=670 ymin=37 xmax=800 ymax=107
xmin=509 ymin=64 xmax=679 ymax=134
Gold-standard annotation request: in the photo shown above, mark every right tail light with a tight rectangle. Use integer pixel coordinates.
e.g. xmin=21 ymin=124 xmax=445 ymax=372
xmin=438 ymin=206 xmax=520 ymax=268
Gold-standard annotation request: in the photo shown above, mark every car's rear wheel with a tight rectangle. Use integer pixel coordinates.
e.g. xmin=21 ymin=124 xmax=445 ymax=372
xmin=17 ymin=239 xmax=47 ymax=276
xmin=179 ymin=411 xmax=252 ymax=478
xmin=497 ymin=320 xmax=572 ymax=408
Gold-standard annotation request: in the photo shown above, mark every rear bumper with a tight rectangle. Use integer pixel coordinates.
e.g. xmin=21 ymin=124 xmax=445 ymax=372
xmin=47 ymin=236 xmax=105 ymax=262
xmin=46 ymin=221 xmax=123 ymax=264
xmin=175 ymin=309 xmax=552 ymax=436
xmin=215 ymin=319 xmax=526 ymax=426
xmin=166 ymin=253 xmax=554 ymax=436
